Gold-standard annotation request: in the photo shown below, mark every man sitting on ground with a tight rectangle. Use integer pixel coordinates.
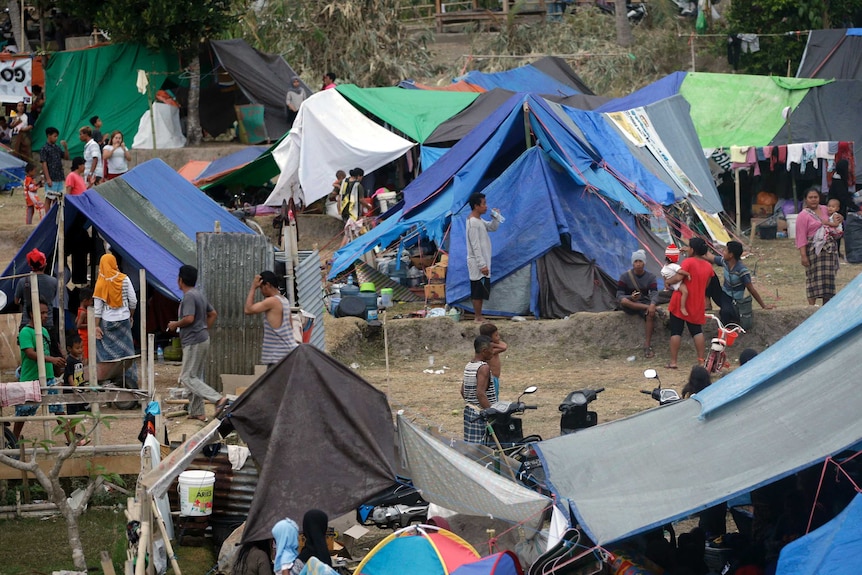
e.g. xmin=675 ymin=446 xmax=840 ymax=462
xmin=617 ymin=249 xmax=660 ymax=359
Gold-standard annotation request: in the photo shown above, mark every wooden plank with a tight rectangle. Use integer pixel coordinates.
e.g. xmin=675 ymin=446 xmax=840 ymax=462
xmin=0 ymin=454 xmax=141 ymax=480
xmin=101 ymin=550 xmax=118 ymax=575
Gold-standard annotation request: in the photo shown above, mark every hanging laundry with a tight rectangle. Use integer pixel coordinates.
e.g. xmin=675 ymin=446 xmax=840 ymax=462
xmin=738 ymin=34 xmax=760 ymax=53
xmin=800 ymin=143 xmax=816 ymax=174
xmin=815 ymin=141 xmax=834 ymax=160
xmin=786 ymin=143 xmax=804 ymax=170
xmin=727 ymin=35 xmax=742 ymax=69
xmin=730 ymin=145 xmax=749 ymax=163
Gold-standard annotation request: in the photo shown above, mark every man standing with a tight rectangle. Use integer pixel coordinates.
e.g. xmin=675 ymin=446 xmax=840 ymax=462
xmin=616 ymin=249 xmax=661 ymax=359
xmin=285 ymin=77 xmax=305 ymax=127
xmin=244 ymin=271 xmax=297 ymax=368
xmin=167 ymin=265 xmax=226 ymax=422
xmin=79 ymin=126 xmax=103 ymax=187
xmin=666 ymin=238 xmax=715 ymax=369
xmin=466 ymin=192 xmax=501 ymax=323
xmin=14 ymin=248 xmax=60 ymax=357
xmin=461 ymin=335 xmax=496 ymax=443
xmin=40 ymin=127 xmax=70 ymax=212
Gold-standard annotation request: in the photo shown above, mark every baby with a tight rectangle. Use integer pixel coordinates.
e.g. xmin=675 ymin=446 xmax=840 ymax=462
xmin=661 ymin=244 xmax=690 ymax=316
xmin=827 ymin=198 xmax=844 ymax=239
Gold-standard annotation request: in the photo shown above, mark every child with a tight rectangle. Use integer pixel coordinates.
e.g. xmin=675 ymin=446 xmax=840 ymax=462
xmin=330 ymin=170 xmax=346 ymax=202
xmin=76 ymin=287 xmax=94 ymax=363
xmin=63 ymin=334 xmax=89 ymax=446
xmin=827 ymin=198 xmax=845 ymax=238
xmin=23 ymin=163 xmax=43 ymax=225
xmin=479 ymin=323 xmax=507 ymax=399
xmin=660 ymin=244 xmax=691 ymax=316
xmin=14 ymin=300 xmax=66 ymax=440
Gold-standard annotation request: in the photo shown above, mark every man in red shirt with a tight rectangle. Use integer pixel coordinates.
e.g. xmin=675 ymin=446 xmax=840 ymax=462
xmin=665 ymin=237 xmax=715 ymax=369
xmin=64 ymin=157 xmax=88 ymax=195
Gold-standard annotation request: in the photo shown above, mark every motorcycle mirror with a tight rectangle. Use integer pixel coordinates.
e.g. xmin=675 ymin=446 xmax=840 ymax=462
xmin=522 ymin=385 xmax=538 ymax=395
xmin=643 ymin=369 xmax=658 ymax=380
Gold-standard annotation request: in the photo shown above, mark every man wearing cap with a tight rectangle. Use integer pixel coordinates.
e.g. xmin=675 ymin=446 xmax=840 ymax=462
xmin=285 ymin=77 xmax=306 ymax=127
xmin=617 ymin=249 xmax=660 ymax=358
xmin=244 ymin=271 xmax=297 ymax=367
xmin=14 ymin=248 xmax=60 ymax=356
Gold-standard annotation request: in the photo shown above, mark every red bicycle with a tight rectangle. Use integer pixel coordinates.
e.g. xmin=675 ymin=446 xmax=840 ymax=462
xmin=704 ymin=314 xmax=745 ymax=374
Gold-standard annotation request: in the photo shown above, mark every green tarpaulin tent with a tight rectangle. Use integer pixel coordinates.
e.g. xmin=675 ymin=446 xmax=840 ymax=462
xmin=335 ymin=85 xmax=478 ymax=143
xmin=679 ymin=73 xmax=830 ymax=148
xmin=33 ymin=43 xmax=179 ymax=156
xmin=199 ymin=133 xmax=287 ymax=191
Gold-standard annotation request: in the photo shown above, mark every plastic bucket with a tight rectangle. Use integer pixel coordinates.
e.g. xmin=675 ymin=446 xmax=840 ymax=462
xmin=359 ymin=282 xmax=376 ymax=293
xmin=719 ymin=328 xmax=738 ymax=347
xmin=786 ymin=214 xmax=797 ymax=239
xmin=380 ymin=288 xmax=393 ymax=308
xmin=329 ymin=297 xmax=341 ymax=316
xmin=178 ymin=470 xmax=215 ymax=516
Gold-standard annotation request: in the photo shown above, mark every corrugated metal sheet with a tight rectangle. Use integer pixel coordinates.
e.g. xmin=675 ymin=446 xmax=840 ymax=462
xmin=168 ymin=451 xmax=259 ymax=518
xmin=197 ymin=232 xmax=274 ymax=389
xmin=295 ymin=250 xmax=326 ymax=351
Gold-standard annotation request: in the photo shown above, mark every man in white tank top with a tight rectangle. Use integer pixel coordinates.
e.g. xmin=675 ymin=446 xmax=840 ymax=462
xmin=244 ymin=270 xmax=297 ymax=367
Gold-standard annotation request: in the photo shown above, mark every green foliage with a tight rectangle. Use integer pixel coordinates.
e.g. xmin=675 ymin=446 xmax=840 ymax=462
xmin=93 ymin=0 xmax=236 ymax=55
xmin=234 ymin=0 xmax=437 ymax=86
xmin=725 ymin=0 xmax=859 ymax=75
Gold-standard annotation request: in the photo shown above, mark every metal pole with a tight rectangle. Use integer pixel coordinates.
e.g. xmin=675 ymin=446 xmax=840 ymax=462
xmin=139 ymin=268 xmax=148 ymax=417
xmin=57 ymin=196 xmax=66 ymax=354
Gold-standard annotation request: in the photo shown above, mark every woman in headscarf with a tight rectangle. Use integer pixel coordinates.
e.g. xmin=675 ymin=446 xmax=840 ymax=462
xmin=233 ymin=539 xmax=272 ymax=575
xmin=299 ymin=509 xmax=332 ymax=566
xmin=93 ymin=253 xmax=138 ymax=367
xmin=272 ymin=517 xmax=304 ymax=575
xmin=285 ymin=77 xmax=305 ymax=128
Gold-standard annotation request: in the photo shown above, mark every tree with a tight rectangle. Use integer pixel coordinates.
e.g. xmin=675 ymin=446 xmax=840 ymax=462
xmin=6 ymin=0 xmax=32 ymax=53
xmin=93 ymin=0 xmax=235 ymax=145
xmin=614 ymin=0 xmax=633 ymax=47
xmin=0 ymin=415 xmax=115 ymax=571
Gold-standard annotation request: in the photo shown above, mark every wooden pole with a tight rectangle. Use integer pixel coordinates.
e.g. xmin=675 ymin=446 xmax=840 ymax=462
xmin=139 ymin=268 xmax=148 ymax=417
xmin=57 ymin=195 xmax=66 ymax=354
xmin=88 ymin=306 xmax=101 ymax=445
xmin=29 ymin=273 xmax=50 ymax=440
xmin=734 ymin=168 xmax=742 ymax=234
xmin=151 ymin=500 xmax=182 ymax=575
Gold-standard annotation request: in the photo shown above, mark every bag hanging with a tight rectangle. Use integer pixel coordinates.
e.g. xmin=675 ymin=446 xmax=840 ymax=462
xmin=732 ymin=295 xmax=753 ymax=330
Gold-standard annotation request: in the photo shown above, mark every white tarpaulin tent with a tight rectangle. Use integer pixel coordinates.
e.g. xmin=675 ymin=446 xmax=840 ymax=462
xmin=131 ymin=102 xmax=187 ymax=150
xmin=265 ymin=89 xmax=415 ymax=207
xmin=397 ymin=415 xmax=552 ymax=532
xmin=536 ymin=272 xmax=862 ymax=545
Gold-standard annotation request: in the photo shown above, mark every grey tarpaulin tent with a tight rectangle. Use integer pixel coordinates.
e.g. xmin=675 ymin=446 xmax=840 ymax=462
xmin=221 ymin=344 xmax=396 ymax=543
xmin=535 ymin=272 xmax=862 ymax=545
xmin=210 ymin=39 xmax=312 ymax=141
xmin=797 ymin=28 xmax=862 ymax=81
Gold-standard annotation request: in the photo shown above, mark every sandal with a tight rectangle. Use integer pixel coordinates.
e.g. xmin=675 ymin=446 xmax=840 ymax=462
xmin=664 ymin=364 xmax=679 ymax=370
xmin=643 ymin=347 xmax=655 ymax=359
xmin=187 ymin=415 xmax=208 ymax=423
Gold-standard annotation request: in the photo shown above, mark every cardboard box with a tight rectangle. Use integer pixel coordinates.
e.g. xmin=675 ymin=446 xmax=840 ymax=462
xmin=751 ymin=204 xmax=774 ymax=217
xmin=424 ymin=284 xmax=446 ymax=304
xmin=424 ymin=264 xmax=447 ymax=284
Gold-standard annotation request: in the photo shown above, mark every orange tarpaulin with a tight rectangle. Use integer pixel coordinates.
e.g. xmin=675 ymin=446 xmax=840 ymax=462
xmin=410 ymin=80 xmax=486 ymax=93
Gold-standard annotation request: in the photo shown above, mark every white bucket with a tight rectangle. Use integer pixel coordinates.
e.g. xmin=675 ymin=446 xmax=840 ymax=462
xmin=325 ymin=200 xmax=341 ymax=219
xmin=786 ymin=214 xmax=797 ymax=239
xmin=177 ymin=470 xmax=215 ymax=516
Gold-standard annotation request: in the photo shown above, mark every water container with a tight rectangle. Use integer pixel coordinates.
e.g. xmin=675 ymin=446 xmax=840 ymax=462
xmin=157 ymin=346 xmax=164 ymax=363
xmin=178 ymin=470 xmax=215 ymax=516
xmin=380 ymin=288 xmax=393 ymax=307
xmin=786 ymin=214 xmax=797 ymax=239
xmin=340 ymin=284 xmax=359 ymax=298
xmin=328 ymin=297 xmax=341 ymax=316
xmin=358 ymin=291 xmax=378 ymax=315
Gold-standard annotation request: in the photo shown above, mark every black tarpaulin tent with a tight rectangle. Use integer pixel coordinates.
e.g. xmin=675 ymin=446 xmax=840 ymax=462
xmin=221 ymin=345 xmax=396 ymax=543
xmin=797 ymin=28 xmax=862 ymax=81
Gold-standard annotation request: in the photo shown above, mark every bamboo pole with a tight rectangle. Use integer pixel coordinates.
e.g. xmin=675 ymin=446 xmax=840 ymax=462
xmin=88 ymin=308 xmax=101 ymax=445
xmin=151 ymin=500 xmax=182 ymax=575
xmin=139 ymin=268 xmax=148 ymax=417
xmin=29 ymin=272 xmax=50 ymax=440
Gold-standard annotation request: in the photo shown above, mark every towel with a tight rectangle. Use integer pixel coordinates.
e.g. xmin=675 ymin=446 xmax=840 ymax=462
xmin=730 ymin=146 xmax=749 ymax=163
xmin=815 ymin=141 xmax=834 ymax=160
xmin=787 ymin=143 xmax=804 ymax=170
xmin=227 ymin=445 xmax=251 ymax=470
xmin=0 ymin=380 xmax=41 ymax=407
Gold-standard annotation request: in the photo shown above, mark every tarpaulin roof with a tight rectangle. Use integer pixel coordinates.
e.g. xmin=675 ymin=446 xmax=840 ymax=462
xmin=265 ymin=89 xmax=414 ymax=207
xmin=335 ymin=85 xmax=479 ymax=143
xmin=33 ymin=43 xmax=180 ymax=156
xmin=399 ymin=79 xmax=487 ymax=92
xmin=210 ymin=39 xmax=311 ymax=142
xmin=225 ymin=345 xmax=396 ymax=544
xmin=355 ymin=526 xmax=480 ymax=575
xmin=797 ymin=28 xmax=862 ymax=81
xmin=454 ymin=56 xmax=593 ymax=96
xmin=535 ymin=272 xmax=862 ymax=545
xmin=452 ymin=552 xmax=523 ymax=575
xmin=595 ymin=71 xmax=687 ymax=113
xmin=178 ymin=160 xmax=209 ymax=182
xmin=200 ymin=133 xmax=287 ymax=191
xmin=775 ymin=492 xmax=862 ymax=575
xmin=398 ymin=415 xmax=552 ymax=532
xmin=192 ymin=145 xmax=267 ymax=185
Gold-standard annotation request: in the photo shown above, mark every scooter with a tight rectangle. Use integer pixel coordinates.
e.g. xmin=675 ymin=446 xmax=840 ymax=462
xmin=642 ymin=369 xmax=681 ymax=405
xmin=478 ymin=385 xmax=540 ymax=447
xmin=703 ymin=314 xmax=744 ymax=374
xmin=356 ymin=477 xmax=429 ymax=529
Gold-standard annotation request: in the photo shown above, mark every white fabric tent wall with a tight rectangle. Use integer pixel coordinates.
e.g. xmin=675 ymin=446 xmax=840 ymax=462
xmin=131 ymin=103 xmax=187 ymax=149
xmin=265 ymin=89 xmax=415 ymax=207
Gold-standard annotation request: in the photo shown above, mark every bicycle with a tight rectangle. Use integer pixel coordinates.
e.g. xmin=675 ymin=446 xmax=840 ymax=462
xmin=703 ymin=314 xmax=745 ymax=374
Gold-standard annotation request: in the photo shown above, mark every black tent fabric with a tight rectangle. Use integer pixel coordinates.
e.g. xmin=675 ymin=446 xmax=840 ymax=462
xmin=210 ymin=39 xmax=312 ymax=142
xmin=770 ymin=80 xmax=862 ymax=182
xmin=536 ymin=247 xmax=618 ymax=317
xmin=531 ymin=56 xmax=596 ymax=95
xmin=223 ymin=345 xmax=396 ymax=544
xmin=797 ymin=29 xmax=862 ymax=81
xmin=424 ymin=89 xmax=609 ymax=146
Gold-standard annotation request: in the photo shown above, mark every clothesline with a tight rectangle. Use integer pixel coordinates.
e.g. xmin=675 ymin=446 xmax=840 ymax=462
xmin=681 ymin=30 xmax=810 ymax=38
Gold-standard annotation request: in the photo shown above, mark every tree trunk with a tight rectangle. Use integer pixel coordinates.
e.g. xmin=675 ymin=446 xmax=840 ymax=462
xmin=7 ymin=0 xmax=32 ymax=53
xmin=186 ymin=53 xmax=203 ymax=145
xmin=614 ymin=0 xmax=633 ymax=48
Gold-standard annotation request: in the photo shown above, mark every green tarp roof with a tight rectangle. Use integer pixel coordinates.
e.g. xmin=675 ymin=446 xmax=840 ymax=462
xmin=200 ymin=133 xmax=286 ymax=191
xmin=34 ymin=43 xmax=179 ymax=156
xmin=680 ymin=73 xmax=831 ymax=148
xmin=335 ymin=85 xmax=478 ymax=143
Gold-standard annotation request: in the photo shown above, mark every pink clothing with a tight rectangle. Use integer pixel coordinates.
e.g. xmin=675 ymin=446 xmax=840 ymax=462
xmin=795 ymin=206 xmax=828 ymax=248
xmin=65 ymin=171 xmax=87 ymax=195
xmin=322 ymin=83 xmax=337 ymax=90
xmin=0 ymin=380 xmax=41 ymax=407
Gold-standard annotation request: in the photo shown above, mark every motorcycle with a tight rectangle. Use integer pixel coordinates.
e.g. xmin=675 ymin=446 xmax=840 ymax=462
xmin=356 ymin=477 xmax=429 ymax=530
xmin=704 ymin=314 xmax=744 ymax=374
xmin=642 ymin=369 xmax=681 ymax=406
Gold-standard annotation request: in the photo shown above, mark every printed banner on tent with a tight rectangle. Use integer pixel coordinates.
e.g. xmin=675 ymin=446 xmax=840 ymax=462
xmin=607 ymin=107 xmax=705 ymax=200
xmin=0 ymin=57 xmax=32 ymax=104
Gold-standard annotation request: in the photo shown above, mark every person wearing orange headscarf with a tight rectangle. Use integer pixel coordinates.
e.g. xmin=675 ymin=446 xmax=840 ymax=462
xmin=93 ymin=254 xmax=138 ymax=369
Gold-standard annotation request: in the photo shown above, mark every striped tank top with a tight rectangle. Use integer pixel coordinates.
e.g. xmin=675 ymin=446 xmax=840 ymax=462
xmin=261 ymin=295 xmax=297 ymax=364
xmin=462 ymin=360 xmax=497 ymax=406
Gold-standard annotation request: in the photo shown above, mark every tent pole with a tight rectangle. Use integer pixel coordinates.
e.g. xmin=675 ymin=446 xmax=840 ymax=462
xmin=139 ymin=268 xmax=148 ymax=416
xmin=57 ymin=196 xmax=66 ymax=354
xmin=734 ymin=168 xmax=741 ymax=234
xmin=147 ymin=71 xmax=157 ymax=152
xmin=523 ymin=102 xmax=531 ymax=149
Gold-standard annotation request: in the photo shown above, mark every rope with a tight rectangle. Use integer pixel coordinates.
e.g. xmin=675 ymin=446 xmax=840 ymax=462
xmin=806 ymin=451 xmax=862 ymax=534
